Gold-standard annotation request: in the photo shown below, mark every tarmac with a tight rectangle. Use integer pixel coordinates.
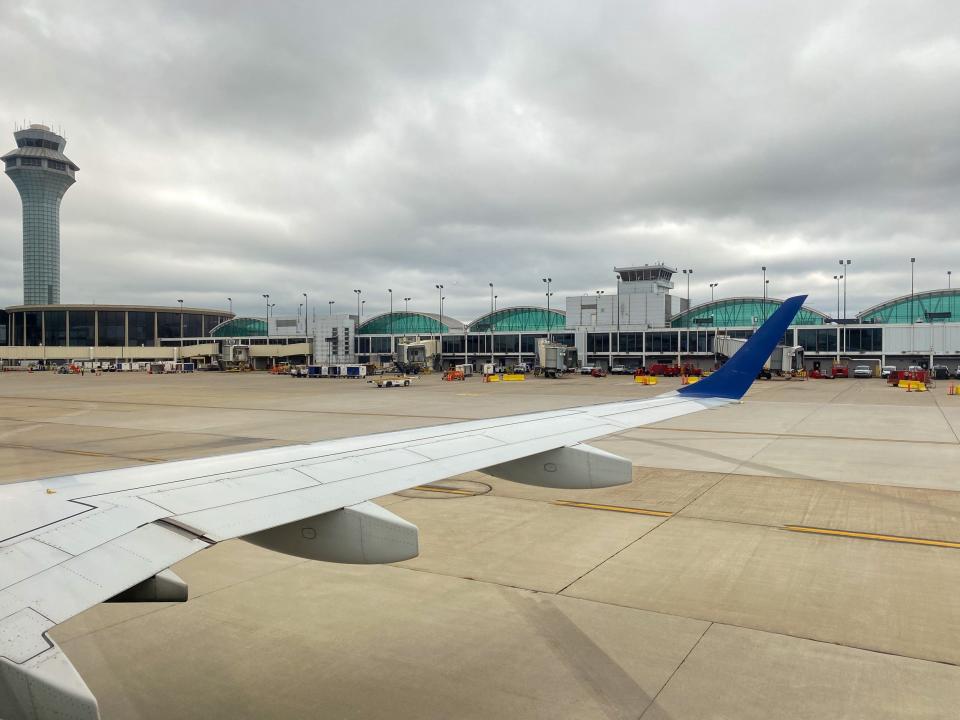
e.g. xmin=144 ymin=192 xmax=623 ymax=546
xmin=2 ymin=370 xmax=960 ymax=719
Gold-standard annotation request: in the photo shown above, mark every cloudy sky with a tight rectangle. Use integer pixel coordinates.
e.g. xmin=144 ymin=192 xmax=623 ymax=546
xmin=1 ymin=1 xmax=958 ymax=320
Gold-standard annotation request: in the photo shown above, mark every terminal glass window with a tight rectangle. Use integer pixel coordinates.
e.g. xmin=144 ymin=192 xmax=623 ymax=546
xmin=617 ymin=333 xmax=642 ymax=353
xmin=183 ymin=313 xmax=202 ymax=338
xmin=44 ymin=311 xmax=66 ymax=346
xmin=98 ymin=311 xmax=125 ymax=346
xmin=25 ymin=311 xmax=42 ymax=346
xmin=128 ymin=312 xmax=155 ymax=346
xmin=203 ymin=315 xmax=222 ymax=335
xmin=466 ymin=335 xmax=489 ymax=354
xmin=521 ymin=334 xmax=546 ymax=354
xmin=8 ymin=313 xmax=20 ymax=345
xmin=359 ymin=313 xmax=447 ymax=334
xmin=69 ymin=311 xmax=94 ymax=346
xmin=442 ymin=335 xmax=464 ymax=354
xmin=371 ymin=336 xmax=391 ymax=354
xmin=587 ymin=333 xmax=610 ymax=353
xmin=680 ymin=330 xmax=713 ymax=353
xmin=859 ymin=291 xmax=960 ymax=324
xmin=646 ymin=331 xmax=679 ymax=353
xmin=797 ymin=328 xmax=837 ymax=352
xmin=157 ymin=312 xmax=181 ymax=339
xmin=552 ymin=333 xmax=575 ymax=347
xmin=0 ymin=310 xmax=7 ymax=345
xmin=493 ymin=335 xmax=518 ymax=354
xmin=844 ymin=328 xmax=881 ymax=352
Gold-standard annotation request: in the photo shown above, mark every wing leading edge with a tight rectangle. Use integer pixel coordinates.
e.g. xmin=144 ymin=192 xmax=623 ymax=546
xmin=0 ymin=296 xmax=805 ymax=720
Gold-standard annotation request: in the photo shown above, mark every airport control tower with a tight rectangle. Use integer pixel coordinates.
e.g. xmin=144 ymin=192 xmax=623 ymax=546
xmin=2 ymin=124 xmax=78 ymax=304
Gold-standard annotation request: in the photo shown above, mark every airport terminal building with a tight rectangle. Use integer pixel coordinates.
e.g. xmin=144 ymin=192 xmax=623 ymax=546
xmin=6 ymin=274 xmax=960 ymax=372
xmin=3 ymin=125 xmax=960 ymax=372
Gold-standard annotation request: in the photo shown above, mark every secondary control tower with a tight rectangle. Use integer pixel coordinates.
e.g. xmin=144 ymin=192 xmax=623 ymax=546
xmin=3 ymin=124 xmax=78 ymax=304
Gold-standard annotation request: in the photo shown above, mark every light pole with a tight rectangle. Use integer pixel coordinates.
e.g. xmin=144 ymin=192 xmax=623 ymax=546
xmin=298 ymin=303 xmax=303 ymax=326
xmin=949 ymin=270 xmax=952 ymax=289
xmin=682 ymin=269 xmax=693 ymax=302
xmin=262 ymin=294 xmax=269 ymax=339
xmin=436 ymin=284 xmax=444 ymax=368
xmin=542 ymin=277 xmax=552 ymax=341
xmin=361 ymin=299 xmax=366 ymax=316
xmin=833 ymin=275 xmax=842 ymax=319
xmin=839 ymin=259 xmax=851 ymax=321
xmin=489 ymin=283 xmax=494 ymax=362
xmin=494 ymin=295 xmax=498 ymax=311
xmin=177 ymin=299 xmax=183 ymax=338
xmin=353 ymin=289 xmax=361 ymax=318
xmin=911 ymin=257 xmax=916 ymax=352
xmin=910 ymin=258 xmax=916 ymax=321
xmin=388 ymin=289 xmax=393 ymax=356
xmin=709 ymin=283 xmax=718 ymax=301
xmin=403 ymin=297 xmax=411 ymax=313
xmin=303 ymin=293 xmax=308 ymax=331
xmin=761 ymin=266 xmax=767 ymax=320
xmin=227 ymin=297 xmax=232 ymax=313
xmin=595 ymin=290 xmax=604 ymax=326
xmin=328 ymin=300 xmax=334 ymax=315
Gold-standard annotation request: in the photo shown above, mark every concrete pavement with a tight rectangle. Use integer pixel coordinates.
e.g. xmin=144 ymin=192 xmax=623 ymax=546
xmin=1 ymin=371 xmax=959 ymax=718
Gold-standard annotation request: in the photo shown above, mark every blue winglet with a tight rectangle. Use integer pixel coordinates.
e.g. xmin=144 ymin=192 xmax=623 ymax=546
xmin=677 ymin=295 xmax=807 ymax=400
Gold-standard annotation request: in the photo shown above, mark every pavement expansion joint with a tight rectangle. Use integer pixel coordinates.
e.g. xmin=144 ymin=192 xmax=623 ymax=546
xmin=784 ymin=525 xmax=960 ymax=549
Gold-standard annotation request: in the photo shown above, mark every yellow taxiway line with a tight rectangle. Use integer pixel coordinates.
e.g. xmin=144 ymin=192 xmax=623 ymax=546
xmin=412 ymin=485 xmax=476 ymax=496
xmin=554 ymin=500 xmax=673 ymax=517
xmin=785 ymin=525 xmax=960 ymax=549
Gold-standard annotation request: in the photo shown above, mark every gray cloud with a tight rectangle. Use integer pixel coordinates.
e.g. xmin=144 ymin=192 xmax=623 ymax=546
xmin=1 ymin=1 xmax=959 ymax=320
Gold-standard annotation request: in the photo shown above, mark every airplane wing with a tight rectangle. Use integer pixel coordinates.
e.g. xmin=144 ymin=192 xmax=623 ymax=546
xmin=0 ymin=296 xmax=806 ymax=720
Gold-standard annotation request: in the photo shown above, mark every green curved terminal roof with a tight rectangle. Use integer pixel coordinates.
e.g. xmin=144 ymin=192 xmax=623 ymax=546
xmin=469 ymin=306 xmax=566 ymax=332
xmin=671 ymin=297 xmax=829 ymax=328
xmin=358 ymin=311 xmax=463 ymax=335
xmin=209 ymin=317 xmax=267 ymax=336
xmin=858 ymin=289 xmax=960 ymax=323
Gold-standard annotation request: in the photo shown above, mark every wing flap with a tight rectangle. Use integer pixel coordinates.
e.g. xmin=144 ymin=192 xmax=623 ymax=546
xmin=0 ymin=524 xmax=207 ymax=625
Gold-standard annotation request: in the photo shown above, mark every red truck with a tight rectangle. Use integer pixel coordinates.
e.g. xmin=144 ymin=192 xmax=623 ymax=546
xmin=648 ymin=363 xmax=681 ymax=376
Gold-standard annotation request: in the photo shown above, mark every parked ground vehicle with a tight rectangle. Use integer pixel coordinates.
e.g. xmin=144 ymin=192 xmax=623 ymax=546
xmin=579 ymin=366 xmax=596 ymax=375
xmin=590 ymin=367 xmax=607 ymax=378
xmin=881 ymin=365 xmax=897 ymax=378
xmin=832 ymin=366 xmax=850 ymax=378
xmin=512 ymin=363 xmax=530 ymax=373
xmin=932 ymin=365 xmax=951 ymax=380
xmin=853 ymin=365 xmax=872 ymax=378
xmin=647 ymin=363 xmax=681 ymax=376
xmin=610 ymin=365 xmax=628 ymax=375
xmin=370 ymin=375 xmax=415 ymax=388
